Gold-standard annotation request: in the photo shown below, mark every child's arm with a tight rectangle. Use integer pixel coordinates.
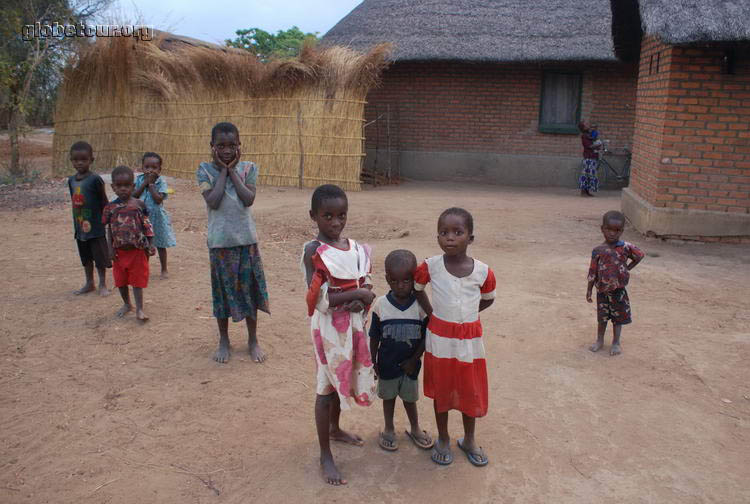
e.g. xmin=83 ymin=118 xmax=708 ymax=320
xmin=415 ymin=290 xmax=433 ymax=317
xmin=200 ymin=161 xmax=229 ymax=209
xmin=106 ymin=223 xmax=116 ymax=261
xmin=328 ymin=289 xmax=375 ymax=307
xmin=586 ymin=280 xmax=595 ymax=303
xmin=98 ymin=176 xmax=109 ymax=209
xmin=139 ymin=200 xmax=156 ymax=256
xmin=369 ymin=310 xmax=382 ymax=378
xmin=146 ymin=182 xmax=165 ymax=205
xmin=586 ymin=251 xmax=598 ymax=302
xmin=627 ymin=245 xmax=645 ymax=271
xmin=224 ymin=148 xmax=256 ymax=207
xmin=133 ymin=177 xmax=148 ymax=199
xmin=479 ymin=299 xmax=494 ymax=311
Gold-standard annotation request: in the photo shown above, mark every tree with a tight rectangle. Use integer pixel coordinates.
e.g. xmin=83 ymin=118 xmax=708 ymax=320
xmin=225 ymin=26 xmax=318 ymax=61
xmin=0 ymin=0 xmax=110 ymax=175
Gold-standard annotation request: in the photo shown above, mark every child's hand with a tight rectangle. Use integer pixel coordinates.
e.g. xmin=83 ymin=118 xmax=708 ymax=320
xmin=399 ymin=357 xmax=418 ymax=377
xmin=586 ymin=291 xmax=593 ymax=303
xmin=110 ymin=249 xmax=118 ymax=261
xmin=346 ymin=300 xmax=365 ymax=312
xmin=146 ymin=245 xmax=156 ymax=257
xmin=146 ymin=172 xmax=158 ymax=185
xmin=372 ymin=362 xmax=379 ymax=379
xmin=359 ymin=288 xmax=376 ymax=305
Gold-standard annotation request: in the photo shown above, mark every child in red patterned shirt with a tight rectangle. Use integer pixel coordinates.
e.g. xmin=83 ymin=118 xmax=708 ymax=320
xmin=103 ymin=165 xmax=156 ymax=321
xmin=586 ymin=210 xmax=644 ymax=355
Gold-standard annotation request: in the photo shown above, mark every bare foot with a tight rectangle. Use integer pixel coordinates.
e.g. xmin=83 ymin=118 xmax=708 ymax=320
xmin=213 ymin=341 xmax=230 ymax=363
xmin=160 ymin=271 xmax=169 ymax=280
xmin=320 ymin=453 xmax=347 ymax=486
xmin=330 ymin=428 xmax=364 ymax=446
xmin=98 ymin=285 xmax=110 ymax=297
xmin=116 ymin=304 xmax=132 ymax=317
xmin=74 ymin=284 xmax=95 ymax=295
xmin=248 ymin=341 xmax=266 ymax=363
xmin=610 ymin=343 xmax=622 ymax=356
xmin=589 ymin=340 xmax=604 ymax=352
xmin=136 ymin=309 xmax=149 ymax=322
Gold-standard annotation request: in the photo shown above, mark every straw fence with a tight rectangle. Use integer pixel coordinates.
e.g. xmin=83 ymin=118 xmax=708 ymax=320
xmin=52 ymin=35 xmax=390 ymax=191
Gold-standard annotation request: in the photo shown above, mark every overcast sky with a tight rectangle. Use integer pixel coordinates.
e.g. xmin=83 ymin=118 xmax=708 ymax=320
xmin=115 ymin=0 xmax=362 ymax=45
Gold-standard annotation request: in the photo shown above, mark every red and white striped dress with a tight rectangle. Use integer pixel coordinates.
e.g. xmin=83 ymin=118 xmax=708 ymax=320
xmin=414 ymin=255 xmax=496 ymax=418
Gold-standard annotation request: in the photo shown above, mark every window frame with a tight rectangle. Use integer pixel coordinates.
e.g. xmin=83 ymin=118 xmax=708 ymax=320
xmin=538 ymin=70 xmax=583 ymax=135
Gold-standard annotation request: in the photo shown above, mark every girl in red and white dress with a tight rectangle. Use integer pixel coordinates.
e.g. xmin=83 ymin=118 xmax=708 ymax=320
xmin=302 ymin=185 xmax=376 ymax=486
xmin=414 ymin=207 xmax=496 ymax=467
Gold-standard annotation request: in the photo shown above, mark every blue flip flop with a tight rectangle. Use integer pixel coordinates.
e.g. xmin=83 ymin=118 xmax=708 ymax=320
xmin=457 ymin=437 xmax=488 ymax=467
xmin=431 ymin=445 xmax=453 ymax=465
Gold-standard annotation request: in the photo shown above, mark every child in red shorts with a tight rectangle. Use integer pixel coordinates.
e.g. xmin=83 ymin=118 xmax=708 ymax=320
xmin=586 ymin=210 xmax=644 ymax=356
xmin=103 ymin=165 xmax=156 ymax=321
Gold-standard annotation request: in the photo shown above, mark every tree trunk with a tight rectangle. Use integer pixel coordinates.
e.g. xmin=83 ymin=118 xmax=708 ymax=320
xmin=8 ymin=108 xmax=22 ymax=176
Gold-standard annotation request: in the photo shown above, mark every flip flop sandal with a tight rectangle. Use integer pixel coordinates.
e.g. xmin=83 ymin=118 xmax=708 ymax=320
xmin=378 ymin=432 xmax=398 ymax=451
xmin=457 ymin=437 xmax=488 ymax=467
xmin=431 ymin=446 xmax=453 ymax=465
xmin=405 ymin=429 xmax=434 ymax=449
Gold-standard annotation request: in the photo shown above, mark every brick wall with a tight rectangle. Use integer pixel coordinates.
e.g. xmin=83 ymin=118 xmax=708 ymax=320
xmin=630 ymin=36 xmax=750 ymax=214
xmin=364 ymin=61 xmax=637 ymax=158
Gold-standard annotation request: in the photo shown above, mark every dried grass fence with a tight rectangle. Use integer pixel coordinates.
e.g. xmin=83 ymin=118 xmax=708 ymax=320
xmin=52 ymin=35 xmax=390 ymax=191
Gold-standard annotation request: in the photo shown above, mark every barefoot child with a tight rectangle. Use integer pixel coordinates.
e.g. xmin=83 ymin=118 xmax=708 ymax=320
xmin=586 ymin=210 xmax=644 ymax=356
xmin=414 ymin=207 xmax=496 ymax=467
xmin=134 ymin=152 xmax=176 ymax=279
xmin=302 ymin=184 xmax=377 ymax=485
xmin=369 ymin=249 xmax=434 ymax=452
xmin=67 ymin=141 xmax=110 ymax=295
xmin=103 ymin=165 xmax=156 ymax=321
xmin=197 ymin=122 xmax=270 ymax=364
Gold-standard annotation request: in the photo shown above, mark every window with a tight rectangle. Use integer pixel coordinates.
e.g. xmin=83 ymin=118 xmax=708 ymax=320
xmin=539 ymin=72 xmax=582 ymax=134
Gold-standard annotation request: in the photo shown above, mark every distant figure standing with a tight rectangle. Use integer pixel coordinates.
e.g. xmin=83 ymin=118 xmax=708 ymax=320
xmin=578 ymin=121 xmax=600 ymax=197
xmin=197 ymin=122 xmax=270 ymax=364
xmin=586 ymin=211 xmax=645 ymax=355
xmin=134 ymin=152 xmax=176 ymax=279
xmin=67 ymin=141 xmax=111 ymax=296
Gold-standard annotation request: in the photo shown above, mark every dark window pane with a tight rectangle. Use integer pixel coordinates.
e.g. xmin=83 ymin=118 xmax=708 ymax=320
xmin=540 ymin=73 xmax=581 ymax=129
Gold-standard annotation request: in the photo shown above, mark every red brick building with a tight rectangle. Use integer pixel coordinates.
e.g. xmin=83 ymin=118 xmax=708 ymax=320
xmin=620 ymin=2 xmax=750 ymax=239
xmin=324 ymin=0 xmax=639 ymax=187
xmin=324 ymin=0 xmax=750 ymax=238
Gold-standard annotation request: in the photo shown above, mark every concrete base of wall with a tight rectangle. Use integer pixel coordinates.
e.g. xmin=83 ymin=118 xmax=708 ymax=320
xmin=622 ymin=187 xmax=750 ymax=237
xmin=364 ymin=149 xmax=628 ymax=188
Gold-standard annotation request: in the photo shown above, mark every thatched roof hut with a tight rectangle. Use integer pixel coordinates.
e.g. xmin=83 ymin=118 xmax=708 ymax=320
xmin=322 ymin=0 xmax=618 ymax=62
xmin=52 ymin=32 xmax=390 ymax=190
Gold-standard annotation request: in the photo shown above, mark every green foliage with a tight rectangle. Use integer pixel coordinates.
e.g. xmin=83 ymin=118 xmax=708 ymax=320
xmin=225 ymin=26 xmax=318 ymax=61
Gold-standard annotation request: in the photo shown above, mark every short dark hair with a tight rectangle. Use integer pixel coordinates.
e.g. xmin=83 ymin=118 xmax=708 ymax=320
xmin=70 ymin=141 xmax=93 ymax=156
xmin=111 ymin=165 xmax=134 ymax=183
xmin=602 ymin=210 xmax=625 ymax=226
xmin=142 ymin=151 xmax=162 ymax=165
xmin=311 ymin=184 xmax=347 ymax=212
xmin=438 ymin=207 xmax=474 ymax=234
xmin=385 ymin=249 xmax=417 ymax=274
xmin=211 ymin=122 xmax=240 ymax=143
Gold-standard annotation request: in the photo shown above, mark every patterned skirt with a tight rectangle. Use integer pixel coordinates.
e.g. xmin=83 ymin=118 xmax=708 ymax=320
xmin=579 ymin=158 xmax=599 ymax=193
xmin=209 ymin=244 xmax=270 ymax=322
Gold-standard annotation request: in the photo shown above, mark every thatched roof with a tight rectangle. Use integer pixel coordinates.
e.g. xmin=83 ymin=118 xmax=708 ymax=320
xmin=322 ymin=0 xmax=618 ymax=62
xmin=639 ymin=0 xmax=750 ymax=44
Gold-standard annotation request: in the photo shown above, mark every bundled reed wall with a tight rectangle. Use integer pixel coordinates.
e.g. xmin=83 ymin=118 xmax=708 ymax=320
xmin=53 ymin=35 xmax=389 ymax=191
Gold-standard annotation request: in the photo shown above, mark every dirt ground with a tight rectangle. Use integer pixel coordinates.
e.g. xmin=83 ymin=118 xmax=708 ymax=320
xmin=1 ymin=136 xmax=749 ymax=503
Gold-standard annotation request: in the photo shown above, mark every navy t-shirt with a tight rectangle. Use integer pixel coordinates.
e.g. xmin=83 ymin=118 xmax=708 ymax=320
xmin=369 ymin=293 xmax=428 ymax=380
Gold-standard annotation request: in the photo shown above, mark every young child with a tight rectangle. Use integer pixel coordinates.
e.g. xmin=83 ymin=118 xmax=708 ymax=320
xmin=134 ymin=152 xmax=176 ymax=279
xmin=369 ymin=249 xmax=433 ymax=452
xmin=578 ymin=121 xmax=600 ymax=197
xmin=102 ymin=165 xmax=156 ymax=321
xmin=414 ymin=207 xmax=496 ymax=467
xmin=302 ymin=184 xmax=376 ymax=486
xmin=586 ymin=210 xmax=644 ymax=356
xmin=67 ymin=141 xmax=110 ymax=296
xmin=196 ymin=122 xmax=270 ymax=364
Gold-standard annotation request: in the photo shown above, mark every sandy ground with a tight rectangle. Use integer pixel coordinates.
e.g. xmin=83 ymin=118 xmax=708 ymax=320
xmin=1 ymin=137 xmax=749 ymax=503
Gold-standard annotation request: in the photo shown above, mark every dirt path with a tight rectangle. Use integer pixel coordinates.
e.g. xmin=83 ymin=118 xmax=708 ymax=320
xmin=1 ymin=176 xmax=749 ymax=503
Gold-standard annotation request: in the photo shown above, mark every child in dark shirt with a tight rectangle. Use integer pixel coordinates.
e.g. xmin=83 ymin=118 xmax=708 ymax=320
xmin=103 ymin=165 xmax=156 ymax=321
xmin=370 ymin=249 xmax=434 ymax=452
xmin=67 ymin=141 xmax=110 ymax=296
xmin=586 ymin=211 xmax=645 ymax=355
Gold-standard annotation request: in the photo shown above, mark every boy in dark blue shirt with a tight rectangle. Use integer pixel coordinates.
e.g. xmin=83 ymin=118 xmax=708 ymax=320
xmin=369 ymin=249 xmax=434 ymax=452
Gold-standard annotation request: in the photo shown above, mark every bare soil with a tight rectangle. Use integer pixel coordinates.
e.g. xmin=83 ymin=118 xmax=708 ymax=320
xmin=1 ymin=133 xmax=749 ymax=503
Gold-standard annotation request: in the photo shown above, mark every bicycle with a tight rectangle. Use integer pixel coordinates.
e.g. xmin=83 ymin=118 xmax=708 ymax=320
xmin=574 ymin=140 xmax=631 ymax=188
